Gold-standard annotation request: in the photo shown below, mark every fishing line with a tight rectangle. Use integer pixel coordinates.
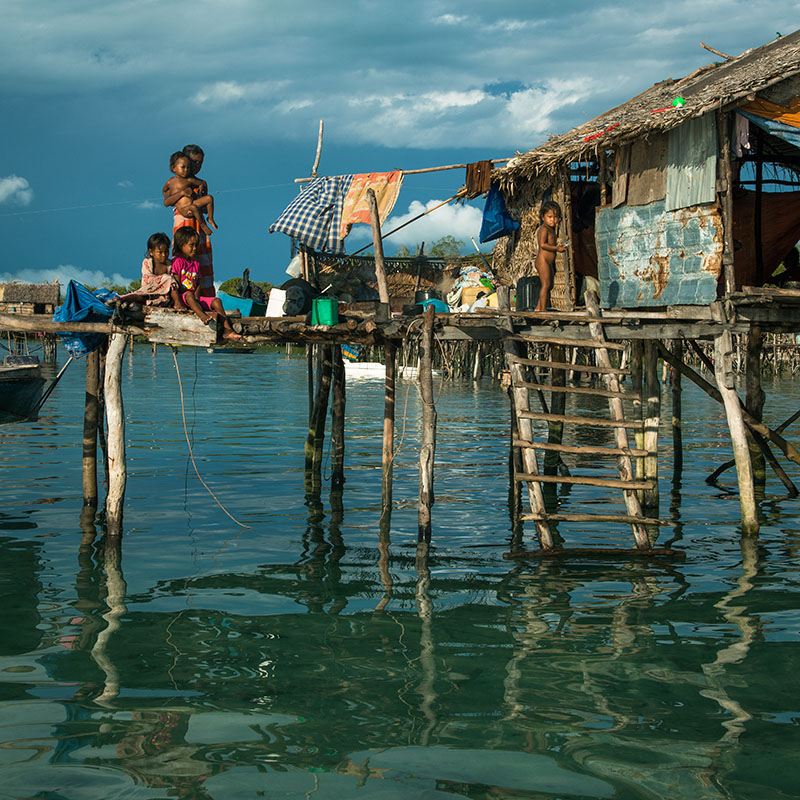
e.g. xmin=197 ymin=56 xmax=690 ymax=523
xmin=171 ymin=346 xmax=251 ymax=529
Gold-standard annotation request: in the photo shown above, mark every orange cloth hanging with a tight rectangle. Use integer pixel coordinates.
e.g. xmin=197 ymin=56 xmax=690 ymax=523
xmin=339 ymin=171 xmax=404 ymax=238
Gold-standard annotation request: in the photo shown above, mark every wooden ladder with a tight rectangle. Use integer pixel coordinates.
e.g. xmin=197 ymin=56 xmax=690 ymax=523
xmin=505 ymin=292 xmax=659 ymax=552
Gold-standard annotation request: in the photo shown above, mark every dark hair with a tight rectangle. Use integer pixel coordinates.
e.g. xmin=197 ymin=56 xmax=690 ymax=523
xmin=182 ymin=144 xmax=204 ymax=159
xmin=169 ymin=151 xmax=189 ymax=170
xmin=172 ymin=226 xmax=199 ymax=258
xmin=146 ymin=232 xmax=170 ymax=252
xmin=540 ymin=200 xmax=562 ymax=220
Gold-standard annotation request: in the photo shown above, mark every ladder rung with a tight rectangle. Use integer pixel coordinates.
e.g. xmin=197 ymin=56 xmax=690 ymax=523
xmin=514 ymin=381 xmax=639 ymax=400
xmin=513 ymin=439 xmax=650 ymax=458
xmin=513 ymin=334 xmax=625 ymax=351
xmin=516 ymin=473 xmax=654 ymax=490
xmin=506 ymin=355 xmax=630 ymax=376
xmin=518 ymin=411 xmax=642 ymax=429
xmin=521 ymin=512 xmax=666 ymax=525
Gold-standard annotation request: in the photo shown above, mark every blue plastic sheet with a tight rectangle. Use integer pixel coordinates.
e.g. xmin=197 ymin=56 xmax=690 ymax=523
xmin=739 ymin=110 xmax=800 ymax=150
xmin=53 ymin=280 xmax=116 ymax=358
xmin=479 ymin=184 xmax=519 ymax=243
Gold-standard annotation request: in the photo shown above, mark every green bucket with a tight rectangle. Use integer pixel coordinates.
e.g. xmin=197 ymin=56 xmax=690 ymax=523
xmin=311 ymin=297 xmax=339 ymax=326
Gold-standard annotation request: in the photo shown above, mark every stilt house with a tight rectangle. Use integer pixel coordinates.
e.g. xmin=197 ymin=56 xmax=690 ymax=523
xmin=493 ymin=30 xmax=800 ymax=311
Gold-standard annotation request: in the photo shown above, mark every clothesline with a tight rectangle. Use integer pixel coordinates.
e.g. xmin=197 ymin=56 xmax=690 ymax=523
xmin=293 ymin=158 xmax=510 ymax=184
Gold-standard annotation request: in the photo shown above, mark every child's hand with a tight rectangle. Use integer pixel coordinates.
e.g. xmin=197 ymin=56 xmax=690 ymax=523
xmin=557 ymin=245 xmax=567 ymax=253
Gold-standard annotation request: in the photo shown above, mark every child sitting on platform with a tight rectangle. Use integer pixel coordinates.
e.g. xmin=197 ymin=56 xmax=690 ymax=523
xmin=171 ymin=228 xmax=241 ymax=340
xmin=118 ymin=232 xmax=183 ymax=308
xmin=162 ymin=151 xmax=217 ymax=236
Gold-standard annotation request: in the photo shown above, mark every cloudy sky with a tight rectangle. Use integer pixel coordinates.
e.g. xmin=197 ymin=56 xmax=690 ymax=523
xmin=1 ymin=0 xmax=797 ymax=289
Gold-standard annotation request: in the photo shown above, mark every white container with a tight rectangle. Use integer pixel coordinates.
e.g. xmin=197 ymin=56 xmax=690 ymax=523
xmin=266 ymin=288 xmax=287 ymax=317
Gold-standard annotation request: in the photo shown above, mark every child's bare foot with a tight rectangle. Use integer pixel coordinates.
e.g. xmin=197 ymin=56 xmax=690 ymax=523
xmin=200 ymin=220 xmax=214 ymax=236
xmin=223 ymin=330 xmax=242 ymax=341
xmin=207 ymin=216 xmax=218 ymax=230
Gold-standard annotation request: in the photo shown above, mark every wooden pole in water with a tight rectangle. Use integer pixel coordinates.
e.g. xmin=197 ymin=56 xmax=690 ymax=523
xmin=418 ymin=307 xmax=437 ymax=541
xmin=643 ymin=340 xmax=660 ymax=509
xmin=306 ymin=344 xmax=333 ymax=476
xmin=670 ymin=339 xmax=683 ymax=478
xmin=746 ymin=324 xmax=766 ymax=490
xmin=366 ymin=189 xmax=391 ymax=305
xmin=331 ymin=345 xmax=346 ymax=490
xmin=382 ymin=341 xmax=397 ymax=529
xmin=82 ymin=349 xmax=101 ymax=508
xmin=714 ymin=330 xmax=759 ymax=534
xmin=544 ymin=345 xmax=566 ymax=476
xmin=630 ymin=341 xmax=644 ymax=480
xmin=104 ymin=333 xmax=127 ymax=536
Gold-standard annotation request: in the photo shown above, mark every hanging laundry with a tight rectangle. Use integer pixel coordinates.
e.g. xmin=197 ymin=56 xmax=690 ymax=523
xmin=339 ymin=171 xmax=403 ymax=239
xmin=738 ymin=110 xmax=800 ymax=150
xmin=479 ymin=183 xmax=519 ymax=243
xmin=465 ymin=161 xmax=493 ymax=198
xmin=270 ymin=175 xmax=354 ymax=253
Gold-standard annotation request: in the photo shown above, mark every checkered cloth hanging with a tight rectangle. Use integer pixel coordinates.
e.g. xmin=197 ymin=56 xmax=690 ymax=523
xmin=269 ymin=175 xmax=354 ymax=253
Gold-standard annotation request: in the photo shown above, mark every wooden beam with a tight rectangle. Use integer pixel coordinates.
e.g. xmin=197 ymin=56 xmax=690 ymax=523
xmin=418 ymin=307 xmax=437 ymax=542
xmin=366 ymin=189 xmax=391 ymax=305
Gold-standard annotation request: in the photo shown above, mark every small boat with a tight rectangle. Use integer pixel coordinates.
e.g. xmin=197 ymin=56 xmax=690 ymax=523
xmin=205 ymin=346 xmax=257 ymax=354
xmin=0 ymin=355 xmax=46 ymax=423
xmin=343 ymin=361 xmax=440 ymax=380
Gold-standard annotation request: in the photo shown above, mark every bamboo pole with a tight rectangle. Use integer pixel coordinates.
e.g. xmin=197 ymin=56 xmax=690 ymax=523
xmin=642 ymin=340 xmax=660 ymax=509
xmin=381 ymin=342 xmax=397 ymax=530
xmin=331 ymin=345 xmax=346 ymax=490
xmin=714 ymin=331 xmax=759 ymax=534
xmin=366 ymin=189 xmax=391 ymax=305
xmin=82 ymin=349 xmax=101 ymax=508
xmin=104 ymin=333 xmax=127 ymax=536
xmin=418 ymin=307 xmax=437 ymax=542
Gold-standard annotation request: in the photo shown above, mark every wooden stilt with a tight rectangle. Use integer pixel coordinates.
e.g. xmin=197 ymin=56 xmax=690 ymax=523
xmin=82 ymin=349 xmax=100 ymax=508
xmin=381 ymin=341 xmax=397 ymax=530
xmin=714 ymin=331 xmax=759 ymax=534
xmin=310 ymin=344 xmax=333 ymax=476
xmin=366 ymin=189 xmax=391 ymax=305
xmin=670 ymin=339 xmax=683 ymax=478
xmin=746 ymin=325 xmax=766 ymax=489
xmin=630 ymin=341 xmax=644 ymax=479
xmin=104 ymin=333 xmax=127 ymax=536
xmin=716 ymin=110 xmax=737 ymax=295
xmin=544 ymin=345 xmax=566 ymax=476
xmin=643 ymin=340 xmax=660 ymax=509
xmin=330 ymin=345 xmax=346 ymax=490
xmin=418 ymin=307 xmax=437 ymax=542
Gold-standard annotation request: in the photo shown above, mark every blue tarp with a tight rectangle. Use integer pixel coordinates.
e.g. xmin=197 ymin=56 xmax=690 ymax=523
xmin=479 ymin=184 xmax=519 ymax=243
xmin=739 ymin=110 xmax=800 ymax=150
xmin=53 ymin=280 xmax=116 ymax=358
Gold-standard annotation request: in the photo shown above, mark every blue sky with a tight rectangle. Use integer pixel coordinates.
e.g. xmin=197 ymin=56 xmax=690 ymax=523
xmin=1 ymin=0 xmax=797 ymax=289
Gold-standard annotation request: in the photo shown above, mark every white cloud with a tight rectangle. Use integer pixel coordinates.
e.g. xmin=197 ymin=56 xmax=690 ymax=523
xmin=117 ymin=179 xmax=133 ymax=188
xmin=348 ymin=199 xmax=484 ymax=253
xmin=433 ymin=13 xmax=469 ymax=25
xmin=192 ymin=79 xmax=287 ymax=108
xmin=0 ymin=175 xmax=33 ymax=206
xmin=0 ymin=265 xmax=135 ymax=288
xmin=137 ymin=199 xmax=158 ymax=210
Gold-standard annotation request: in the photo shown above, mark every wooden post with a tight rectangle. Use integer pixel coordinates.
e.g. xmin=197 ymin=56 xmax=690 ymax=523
xmin=418 ymin=307 xmax=437 ymax=542
xmin=630 ymin=341 xmax=644 ymax=478
xmin=82 ymin=349 xmax=101 ymax=508
xmin=331 ymin=345 xmax=346 ymax=490
xmin=305 ymin=344 xmax=333 ymax=477
xmin=104 ymin=333 xmax=127 ymax=536
xmin=643 ymin=340 xmax=660 ymax=509
xmin=560 ymin=170 xmax=575 ymax=311
xmin=670 ymin=339 xmax=684 ymax=478
xmin=714 ymin=330 xmax=759 ymax=534
xmin=755 ymin=129 xmax=764 ymax=284
xmin=716 ymin=110 xmax=737 ymax=295
xmin=746 ymin=324 xmax=766 ymax=490
xmin=381 ymin=341 xmax=397 ymax=530
xmin=544 ymin=345 xmax=566 ymax=476
xmin=366 ymin=189 xmax=391 ymax=305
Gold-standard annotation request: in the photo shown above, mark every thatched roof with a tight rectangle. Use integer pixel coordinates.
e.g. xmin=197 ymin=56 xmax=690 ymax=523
xmin=0 ymin=281 xmax=60 ymax=304
xmin=497 ymin=29 xmax=800 ymax=188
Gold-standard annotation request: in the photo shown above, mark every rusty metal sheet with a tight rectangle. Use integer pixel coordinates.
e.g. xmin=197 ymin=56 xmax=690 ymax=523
xmin=595 ymin=200 xmax=723 ymax=308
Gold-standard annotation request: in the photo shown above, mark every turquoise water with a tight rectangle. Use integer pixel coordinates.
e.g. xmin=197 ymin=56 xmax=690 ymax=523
xmin=1 ymin=345 xmax=799 ymax=799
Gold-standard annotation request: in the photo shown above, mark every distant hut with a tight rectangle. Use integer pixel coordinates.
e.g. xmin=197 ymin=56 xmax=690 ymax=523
xmin=493 ymin=29 xmax=800 ymax=310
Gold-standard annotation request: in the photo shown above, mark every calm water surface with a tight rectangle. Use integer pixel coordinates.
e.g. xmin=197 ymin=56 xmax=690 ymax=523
xmin=1 ymin=345 xmax=799 ymax=799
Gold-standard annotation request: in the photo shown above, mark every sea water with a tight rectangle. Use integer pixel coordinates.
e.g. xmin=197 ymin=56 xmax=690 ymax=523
xmin=0 ymin=345 xmax=799 ymax=799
